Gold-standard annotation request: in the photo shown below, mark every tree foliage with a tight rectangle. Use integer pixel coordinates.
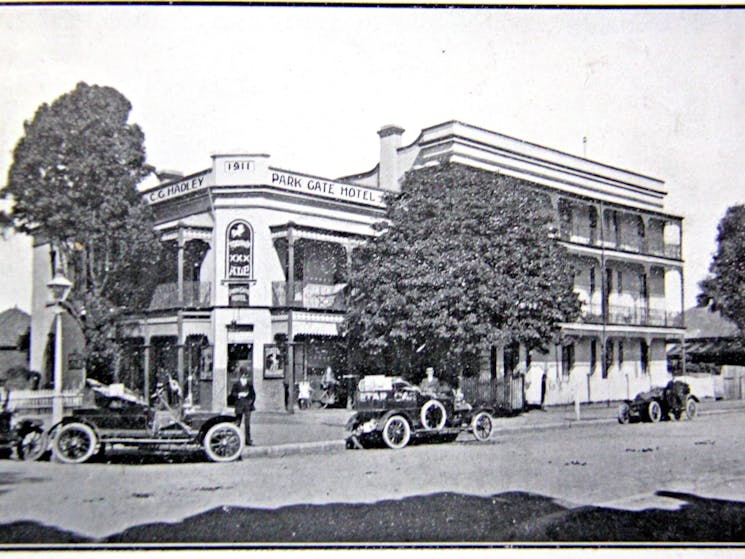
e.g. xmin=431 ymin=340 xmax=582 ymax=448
xmin=2 ymin=82 xmax=165 ymax=381
xmin=698 ymin=204 xmax=745 ymax=335
xmin=341 ymin=163 xmax=581 ymax=384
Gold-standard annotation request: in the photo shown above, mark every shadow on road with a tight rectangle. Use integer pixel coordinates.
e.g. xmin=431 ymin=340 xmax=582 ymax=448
xmin=0 ymin=472 xmax=49 ymax=497
xmin=1 ymin=490 xmax=744 ymax=545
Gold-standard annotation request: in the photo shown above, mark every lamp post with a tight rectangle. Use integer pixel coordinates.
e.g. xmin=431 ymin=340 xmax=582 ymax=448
xmin=47 ymin=270 xmax=73 ymax=424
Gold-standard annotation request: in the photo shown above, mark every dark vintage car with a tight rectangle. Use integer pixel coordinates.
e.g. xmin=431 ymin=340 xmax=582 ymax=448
xmin=0 ymin=389 xmax=47 ymax=461
xmin=617 ymin=380 xmax=699 ymax=424
xmin=345 ymin=376 xmax=496 ymax=450
xmin=49 ymin=380 xmax=244 ymax=463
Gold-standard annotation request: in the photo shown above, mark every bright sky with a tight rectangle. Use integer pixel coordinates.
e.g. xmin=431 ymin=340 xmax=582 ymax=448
xmin=1 ymin=6 xmax=743 ymax=313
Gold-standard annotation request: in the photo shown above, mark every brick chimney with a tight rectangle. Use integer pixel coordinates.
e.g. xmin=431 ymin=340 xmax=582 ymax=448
xmin=377 ymin=125 xmax=405 ymax=192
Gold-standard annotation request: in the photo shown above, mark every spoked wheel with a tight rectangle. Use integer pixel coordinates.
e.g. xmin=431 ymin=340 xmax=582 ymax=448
xmin=472 ymin=411 xmax=494 ymax=442
xmin=617 ymin=403 xmax=631 ymax=424
xmin=53 ymin=422 xmax=98 ymax=464
xmin=685 ymin=398 xmax=698 ymax=420
xmin=420 ymin=400 xmax=447 ymax=431
xmin=382 ymin=415 xmax=411 ymax=449
xmin=203 ymin=422 xmax=244 ymax=462
xmin=17 ymin=426 xmax=47 ymax=461
xmin=647 ymin=400 xmax=662 ymax=423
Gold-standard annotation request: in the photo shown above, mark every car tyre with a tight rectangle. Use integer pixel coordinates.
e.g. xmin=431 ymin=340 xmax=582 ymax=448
xmin=53 ymin=422 xmax=98 ymax=464
xmin=472 ymin=411 xmax=494 ymax=441
xmin=647 ymin=400 xmax=662 ymax=423
xmin=420 ymin=400 xmax=447 ymax=431
xmin=685 ymin=397 xmax=698 ymax=420
xmin=17 ymin=426 xmax=47 ymax=461
xmin=617 ymin=403 xmax=631 ymax=424
xmin=203 ymin=422 xmax=244 ymax=462
xmin=382 ymin=415 xmax=411 ymax=449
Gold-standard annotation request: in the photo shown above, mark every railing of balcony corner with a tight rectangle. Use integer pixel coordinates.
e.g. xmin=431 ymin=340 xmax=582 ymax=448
xmin=148 ymin=281 xmax=212 ymax=311
xmin=272 ymin=281 xmax=347 ymax=311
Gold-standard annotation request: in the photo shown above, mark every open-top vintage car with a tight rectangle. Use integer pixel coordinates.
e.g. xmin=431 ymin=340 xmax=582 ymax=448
xmin=0 ymin=388 xmax=47 ymax=461
xmin=345 ymin=375 xmax=496 ymax=450
xmin=49 ymin=379 xmax=244 ymax=463
xmin=617 ymin=379 xmax=699 ymax=424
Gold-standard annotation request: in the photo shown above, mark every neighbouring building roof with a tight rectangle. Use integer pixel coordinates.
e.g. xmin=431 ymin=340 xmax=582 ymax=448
xmin=685 ymin=306 xmax=740 ymax=339
xmin=0 ymin=307 xmax=30 ymax=348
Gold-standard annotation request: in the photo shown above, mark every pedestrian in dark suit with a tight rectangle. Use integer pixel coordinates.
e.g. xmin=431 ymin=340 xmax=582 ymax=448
xmin=229 ymin=367 xmax=256 ymax=446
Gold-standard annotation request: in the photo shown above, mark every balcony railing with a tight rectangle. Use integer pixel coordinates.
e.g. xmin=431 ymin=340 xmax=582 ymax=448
xmin=148 ymin=281 xmax=212 ymax=311
xmin=580 ymin=303 xmax=683 ymax=328
xmin=560 ymin=231 xmax=682 ymax=260
xmin=272 ymin=281 xmax=347 ymax=311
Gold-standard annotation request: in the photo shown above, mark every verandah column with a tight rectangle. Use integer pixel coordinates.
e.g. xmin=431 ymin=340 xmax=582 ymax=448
xmin=176 ymin=228 xmax=185 ymax=392
xmin=286 ymin=225 xmax=296 ymax=414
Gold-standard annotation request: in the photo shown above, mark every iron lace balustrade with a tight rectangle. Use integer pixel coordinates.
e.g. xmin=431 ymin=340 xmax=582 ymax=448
xmin=581 ymin=302 xmax=683 ymax=327
xmin=272 ymin=281 xmax=348 ymax=311
xmin=148 ymin=281 xmax=212 ymax=310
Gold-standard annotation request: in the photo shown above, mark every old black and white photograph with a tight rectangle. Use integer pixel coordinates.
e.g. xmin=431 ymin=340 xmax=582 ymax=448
xmin=0 ymin=3 xmax=745 ymax=551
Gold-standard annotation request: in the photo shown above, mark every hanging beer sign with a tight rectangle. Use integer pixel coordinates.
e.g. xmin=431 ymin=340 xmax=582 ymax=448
xmin=226 ymin=220 xmax=254 ymax=281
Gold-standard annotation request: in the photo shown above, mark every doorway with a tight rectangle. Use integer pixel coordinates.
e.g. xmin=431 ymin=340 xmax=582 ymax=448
xmin=227 ymin=343 xmax=253 ymax=405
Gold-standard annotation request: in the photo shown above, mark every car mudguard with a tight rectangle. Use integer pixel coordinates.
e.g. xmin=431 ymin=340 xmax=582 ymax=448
xmin=197 ymin=415 xmax=241 ymax=442
xmin=377 ymin=409 xmax=416 ymax=432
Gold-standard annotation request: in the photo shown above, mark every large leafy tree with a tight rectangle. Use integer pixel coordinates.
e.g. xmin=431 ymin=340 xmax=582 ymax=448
xmin=342 ymin=163 xmax=581 ymax=384
xmin=2 ymin=82 xmax=165 ymax=381
xmin=698 ymin=205 xmax=745 ymax=335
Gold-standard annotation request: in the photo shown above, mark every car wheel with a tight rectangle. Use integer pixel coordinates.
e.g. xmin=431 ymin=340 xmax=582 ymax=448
xmin=420 ymin=400 xmax=447 ymax=431
xmin=617 ymin=403 xmax=631 ymax=424
xmin=647 ymin=400 xmax=662 ymax=423
xmin=685 ymin=398 xmax=698 ymax=420
xmin=472 ymin=411 xmax=494 ymax=441
xmin=203 ymin=422 xmax=244 ymax=462
xmin=53 ymin=422 xmax=97 ymax=464
xmin=17 ymin=426 xmax=47 ymax=461
xmin=382 ymin=415 xmax=411 ymax=449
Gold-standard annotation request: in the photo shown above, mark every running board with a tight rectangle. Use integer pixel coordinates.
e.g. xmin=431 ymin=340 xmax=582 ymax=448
xmin=100 ymin=438 xmax=194 ymax=445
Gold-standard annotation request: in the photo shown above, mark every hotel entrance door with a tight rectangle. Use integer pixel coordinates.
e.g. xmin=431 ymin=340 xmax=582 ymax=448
xmin=227 ymin=343 xmax=253 ymax=405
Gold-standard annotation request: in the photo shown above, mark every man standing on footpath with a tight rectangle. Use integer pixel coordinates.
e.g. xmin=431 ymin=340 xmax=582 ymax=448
xmin=229 ymin=367 xmax=256 ymax=446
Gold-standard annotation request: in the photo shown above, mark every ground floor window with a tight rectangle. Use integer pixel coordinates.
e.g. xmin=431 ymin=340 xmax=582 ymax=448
xmin=589 ymin=339 xmax=597 ymax=376
xmin=603 ymin=340 xmax=613 ymax=378
xmin=186 ymin=335 xmax=212 ymax=407
xmin=561 ymin=343 xmax=574 ymax=378
xmin=640 ymin=339 xmax=649 ymax=375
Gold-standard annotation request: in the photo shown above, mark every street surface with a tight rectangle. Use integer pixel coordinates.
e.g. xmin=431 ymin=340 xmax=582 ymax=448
xmin=1 ymin=407 xmax=745 ymax=543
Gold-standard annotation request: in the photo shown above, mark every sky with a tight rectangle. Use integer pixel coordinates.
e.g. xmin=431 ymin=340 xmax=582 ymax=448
xmin=0 ymin=6 xmax=743 ymax=313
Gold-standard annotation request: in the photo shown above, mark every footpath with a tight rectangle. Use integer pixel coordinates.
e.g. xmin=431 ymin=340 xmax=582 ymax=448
xmin=244 ymin=398 xmax=745 ymax=459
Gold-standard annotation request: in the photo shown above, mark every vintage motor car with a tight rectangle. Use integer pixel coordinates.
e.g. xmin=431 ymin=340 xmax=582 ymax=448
xmin=345 ymin=375 xmax=496 ymax=450
xmin=617 ymin=379 xmax=699 ymax=424
xmin=49 ymin=379 xmax=244 ymax=463
xmin=0 ymin=388 xmax=47 ymax=461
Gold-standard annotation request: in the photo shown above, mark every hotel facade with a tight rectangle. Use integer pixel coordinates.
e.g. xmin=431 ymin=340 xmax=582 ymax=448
xmin=29 ymin=121 xmax=685 ymax=412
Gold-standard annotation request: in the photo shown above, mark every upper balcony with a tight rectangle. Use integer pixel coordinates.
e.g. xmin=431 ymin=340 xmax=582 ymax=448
xmin=148 ymin=281 xmax=212 ymax=311
xmin=557 ymin=199 xmax=682 ymax=261
xmin=579 ymin=302 xmax=684 ymax=328
xmin=272 ymin=281 xmax=347 ymax=311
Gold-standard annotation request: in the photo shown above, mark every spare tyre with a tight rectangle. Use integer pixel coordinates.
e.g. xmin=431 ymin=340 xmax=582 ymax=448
xmin=420 ymin=399 xmax=447 ymax=431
